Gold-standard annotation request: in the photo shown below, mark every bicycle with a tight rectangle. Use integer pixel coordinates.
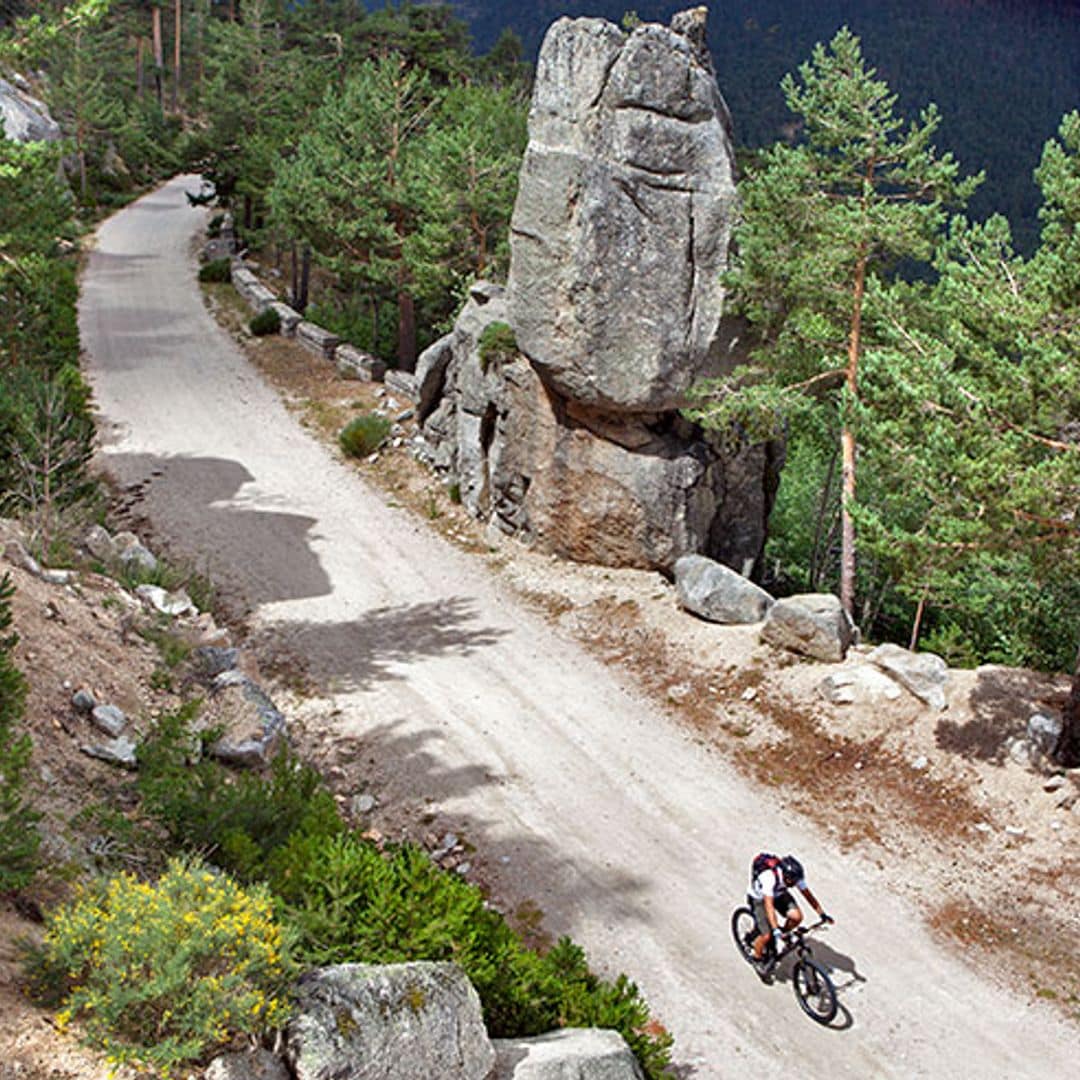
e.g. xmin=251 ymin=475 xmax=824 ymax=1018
xmin=731 ymin=907 xmax=838 ymax=1024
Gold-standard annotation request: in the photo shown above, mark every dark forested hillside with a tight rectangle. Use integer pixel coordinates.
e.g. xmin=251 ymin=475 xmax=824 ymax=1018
xmin=451 ymin=0 xmax=1080 ymax=252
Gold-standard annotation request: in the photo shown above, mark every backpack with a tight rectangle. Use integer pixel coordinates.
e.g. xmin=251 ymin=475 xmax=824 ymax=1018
xmin=751 ymin=852 xmax=781 ymax=884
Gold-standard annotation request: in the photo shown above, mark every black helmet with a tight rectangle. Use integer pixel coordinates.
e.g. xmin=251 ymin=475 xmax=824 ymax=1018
xmin=780 ymin=855 xmax=804 ymax=885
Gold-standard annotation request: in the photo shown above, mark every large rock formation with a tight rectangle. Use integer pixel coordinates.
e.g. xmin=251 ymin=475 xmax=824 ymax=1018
xmin=417 ymin=9 xmax=777 ymax=573
xmin=509 ymin=8 xmax=738 ymax=412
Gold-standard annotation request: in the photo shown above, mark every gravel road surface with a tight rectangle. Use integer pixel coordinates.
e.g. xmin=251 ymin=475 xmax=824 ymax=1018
xmin=80 ymin=176 xmax=1074 ymax=1078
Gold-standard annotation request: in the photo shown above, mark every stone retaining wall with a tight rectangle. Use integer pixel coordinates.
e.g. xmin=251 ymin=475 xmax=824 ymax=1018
xmin=297 ymin=319 xmax=340 ymax=360
xmin=337 ymin=344 xmax=387 ymax=382
xmin=224 ymin=256 xmax=388 ymax=386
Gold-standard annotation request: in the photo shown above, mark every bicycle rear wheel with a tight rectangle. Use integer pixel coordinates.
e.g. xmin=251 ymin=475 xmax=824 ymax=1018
xmin=792 ymin=957 xmax=837 ymax=1024
xmin=730 ymin=906 xmax=759 ymax=964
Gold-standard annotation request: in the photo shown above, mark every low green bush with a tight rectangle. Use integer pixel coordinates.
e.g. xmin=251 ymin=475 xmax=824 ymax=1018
xmin=26 ymin=857 xmax=294 ymax=1075
xmin=249 ymin=306 xmax=281 ymax=336
xmin=136 ymin=702 xmax=342 ymax=882
xmin=207 ymin=213 xmax=225 ymax=238
xmin=136 ymin=618 xmax=193 ymax=671
xmin=339 ymin=412 xmax=391 ymax=458
xmin=197 ymin=257 xmax=231 ymax=283
xmin=269 ymin=832 xmax=672 ymax=1077
xmin=478 ymin=321 xmax=518 ymax=372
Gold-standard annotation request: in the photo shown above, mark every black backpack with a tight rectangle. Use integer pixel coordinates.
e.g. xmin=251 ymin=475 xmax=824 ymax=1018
xmin=751 ymin=851 xmax=781 ymax=884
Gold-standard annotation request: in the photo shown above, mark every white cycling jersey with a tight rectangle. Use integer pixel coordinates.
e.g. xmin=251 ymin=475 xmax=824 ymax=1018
xmin=749 ymin=865 xmax=807 ymax=901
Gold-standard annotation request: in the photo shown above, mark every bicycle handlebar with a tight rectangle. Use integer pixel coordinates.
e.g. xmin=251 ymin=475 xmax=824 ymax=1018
xmin=781 ymin=919 xmax=832 ymax=945
xmin=803 ymin=918 xmax=833 ymax=932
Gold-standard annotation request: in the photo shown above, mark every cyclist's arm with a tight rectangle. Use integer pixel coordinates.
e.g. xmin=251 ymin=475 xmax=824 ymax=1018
xmin=799 ymin=884 xmax=826 ymax=918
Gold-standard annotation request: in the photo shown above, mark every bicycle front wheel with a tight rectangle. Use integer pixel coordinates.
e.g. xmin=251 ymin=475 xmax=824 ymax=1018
xmin=792 ymin=957 xmax=837 ymax=1023
xmin=731 ymin=906 xmax=759 ymax=964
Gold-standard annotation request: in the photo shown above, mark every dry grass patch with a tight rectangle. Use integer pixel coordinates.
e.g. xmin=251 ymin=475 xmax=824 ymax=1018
xmin=930 ymin=895 xmax=1080 ymax=1018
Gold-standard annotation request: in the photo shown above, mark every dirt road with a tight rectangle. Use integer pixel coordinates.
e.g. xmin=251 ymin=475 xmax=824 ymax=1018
xmin=80 ymin=176 xmax=1073 ymax=1077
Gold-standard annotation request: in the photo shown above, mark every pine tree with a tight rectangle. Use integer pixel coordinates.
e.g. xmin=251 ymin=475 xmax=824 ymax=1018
xmin=415 ymin=83 xmax=526 ymax=283
xmin=190 ymin=0 xmax=314 ymax=231
xmin=689 ymin=29 xmax=980 ymax=622
xmin=0 ymin=573 xmax=40 ymax=893
xmin=268 ymin=56 xmax=436 ymax=369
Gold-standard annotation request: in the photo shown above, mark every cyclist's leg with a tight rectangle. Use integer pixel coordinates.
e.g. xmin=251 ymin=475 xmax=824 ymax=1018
xmin=777 ymin=891 xmax=803 ymax=932
xmin=750 ymin=896 xmax=770 ymax=960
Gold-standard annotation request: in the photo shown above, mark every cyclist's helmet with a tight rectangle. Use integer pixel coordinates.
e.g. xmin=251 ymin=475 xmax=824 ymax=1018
xmin=780 ymin=855 xmax=804 ymax=886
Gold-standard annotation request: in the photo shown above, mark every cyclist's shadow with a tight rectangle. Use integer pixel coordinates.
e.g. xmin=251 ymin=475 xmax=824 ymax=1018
xmin=773 ymin=937 xmax=865 ymax=1030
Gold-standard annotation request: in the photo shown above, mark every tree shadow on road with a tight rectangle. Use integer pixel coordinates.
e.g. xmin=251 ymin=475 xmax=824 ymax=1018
xmin=296 ymin=712 xmax=654 ymax=963
xmin=100 ymin=452 xmax=331 ymax=610
xmin=257 ymin=598 xmax=509 ymax=691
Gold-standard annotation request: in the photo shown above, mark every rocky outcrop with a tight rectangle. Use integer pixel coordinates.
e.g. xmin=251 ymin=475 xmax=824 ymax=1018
xmin=0 ymin=76 xmax=61 ymax=143
xmin=286 ymin=962 xmax=494 ymax=1080
xmin=417 ymin=284 xmax=772 ymax=569
xmin=416 ymin=10 xmax=775 ymax=573
xmin=492 ymin=1028 xmax=644 ymax=1079
xmin=205 ymin=1048 xmax=290 ymax=1080
xmin=208 ymin=670 xmax=288 ymax=767
xmin=817 ymin=665 xmax=903 ymax=706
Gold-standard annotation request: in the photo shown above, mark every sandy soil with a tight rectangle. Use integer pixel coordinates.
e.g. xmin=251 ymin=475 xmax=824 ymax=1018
xmin=2 ymin=175 xmax=1077 ymax=1079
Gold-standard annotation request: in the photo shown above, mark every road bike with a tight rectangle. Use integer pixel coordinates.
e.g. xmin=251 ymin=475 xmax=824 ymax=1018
xmin=731 ymin=907 xmax=838 ymax=1024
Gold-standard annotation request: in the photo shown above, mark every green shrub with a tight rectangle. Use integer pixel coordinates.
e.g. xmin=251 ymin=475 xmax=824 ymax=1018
xmin=207 ymin=213 xmax=225 ymax=238
xmin=269 ymin=832 xmax=672 ymax=1077
xmin=0 ymin=573 xmax=40 ymax=892
xmin=540 ymin=938 xmax=673 ymax=1078
xmin=339 ymin=413 xmax=391 ymax=458
xmin=249 ymin=306 xmax=281 ymax=336
xmin=26 ymin=857 xmax=294 ymax=1074
xmin=0 ymin=257 xmax=79 ymax=375
xmin=136 ymin=703 xmax=341 ymax=882
xmin=197 ymin=257 xmax=231 ymax=283
xmin=478 ymin=321 xmax=518 ymax=372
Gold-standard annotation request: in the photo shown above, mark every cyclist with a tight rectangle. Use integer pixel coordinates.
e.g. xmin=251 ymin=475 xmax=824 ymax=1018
xmin=750 ymin=854 xmax=833 ymax=972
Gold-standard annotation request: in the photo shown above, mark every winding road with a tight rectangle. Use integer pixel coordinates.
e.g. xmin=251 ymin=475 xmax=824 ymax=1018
xmin=80 ymin=176 xmax=1073 ymax=1078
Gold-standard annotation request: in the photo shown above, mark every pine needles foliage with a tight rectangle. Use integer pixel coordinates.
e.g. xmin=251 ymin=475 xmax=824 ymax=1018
xmin=0 ymin=572 xmax=41 ymax=892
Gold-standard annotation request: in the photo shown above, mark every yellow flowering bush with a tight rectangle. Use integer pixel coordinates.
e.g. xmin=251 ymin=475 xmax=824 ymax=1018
xmin=28 ymin=857 xmax=294 ymax=1075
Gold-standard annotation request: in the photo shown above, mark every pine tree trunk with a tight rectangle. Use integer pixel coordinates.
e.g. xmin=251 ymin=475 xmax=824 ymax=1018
xmin=839 ymin=428 xmax=857 ymax=617
xmin=397 ymin=290 xmax=416 ymax=372
xmin=75 ymin=26 xmax=87 ymax=202
xmin=152 ymin=6 xmax=164 ymax=109
xmin=173 ymin=0 xmax=182 ymax=113
xmin=297 ymin=246 xmax=310 ymax=313
xmin=840 ymin=245 xmax=867 ymax=621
